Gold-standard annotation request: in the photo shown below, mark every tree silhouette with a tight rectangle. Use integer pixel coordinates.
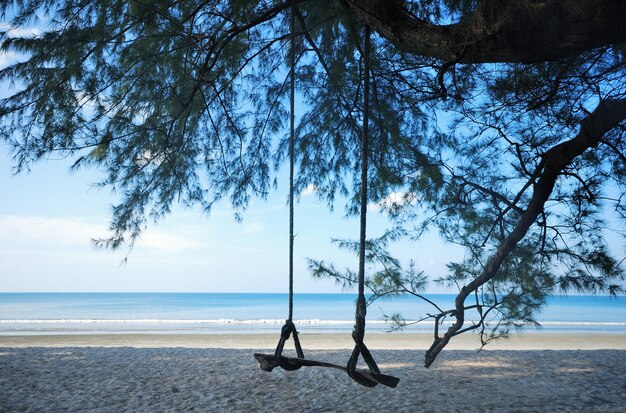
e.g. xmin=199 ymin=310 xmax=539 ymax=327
xmin=1 ymin=0 xmax=625 ymax=366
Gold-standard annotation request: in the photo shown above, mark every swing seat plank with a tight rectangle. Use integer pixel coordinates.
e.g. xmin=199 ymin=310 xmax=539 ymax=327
xmin=254 ymin=353 xmax=400 ymax=388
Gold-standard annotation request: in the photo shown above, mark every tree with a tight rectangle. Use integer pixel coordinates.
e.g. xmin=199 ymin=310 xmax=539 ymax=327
xmin=347 ymin=0 xmax=626 ymax=63
xmin=1 ymin=0 xmax=625 ymax=368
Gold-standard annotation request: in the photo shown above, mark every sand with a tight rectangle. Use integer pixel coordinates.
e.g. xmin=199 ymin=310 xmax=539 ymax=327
xmin=2 ymin=333 xmax=626 ymax=412
xmin=3 ymin=332 xmax=626 ymax=350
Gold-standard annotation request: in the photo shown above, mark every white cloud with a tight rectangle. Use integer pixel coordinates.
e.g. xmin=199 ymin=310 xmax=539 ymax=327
xmin=0 ymin=215 xmax=208 ymax=253
xmin=0 ymin=50 xmax=25 ymax=71
xmin=136 ymin=149 xmax=165 ymax=167
xmin=301 ymin=184 xmax=317 ymax=197
xmin=0 ymin=215 xmax=107 ymax=247
xmin=137 ymin=229 xmax=207 ymax=252
xmin=0 ymin=23 xmax=42 ymax=39
xmin=375 ymin=191 xmax=418 ymax=212
xmin=0 ymin=25 xmax=41 ymax=71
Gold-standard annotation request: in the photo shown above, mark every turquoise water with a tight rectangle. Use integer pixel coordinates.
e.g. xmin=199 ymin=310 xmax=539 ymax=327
xmin=0 ymin=293 xmax=625 ymax=335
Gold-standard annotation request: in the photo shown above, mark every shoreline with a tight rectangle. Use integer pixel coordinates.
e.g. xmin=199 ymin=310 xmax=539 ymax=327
xmin=2 ymin=332 xmax=626 ymax=350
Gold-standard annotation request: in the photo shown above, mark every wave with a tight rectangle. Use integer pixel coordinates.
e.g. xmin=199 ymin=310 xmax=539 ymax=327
xmin=1 ymin=319 xmax=625 ymax=326
xmin=536 ymin=321 xmax=626 ymax=326
xmin=0 ymin=319 xmax=362 ymax=325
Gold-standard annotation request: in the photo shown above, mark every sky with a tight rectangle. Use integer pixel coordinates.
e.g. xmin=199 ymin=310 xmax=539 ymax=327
xmin=0 ymin=13 xmax=624 ymax=296
xmin=0 ymin=12 xmax=464 ymax=294
xmin=0 ymin=143 xmax=459 ymax=293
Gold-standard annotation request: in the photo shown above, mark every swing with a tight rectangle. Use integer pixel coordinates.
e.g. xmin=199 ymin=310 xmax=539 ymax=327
xmin=253 ymin=12 xmax=399 ymax=389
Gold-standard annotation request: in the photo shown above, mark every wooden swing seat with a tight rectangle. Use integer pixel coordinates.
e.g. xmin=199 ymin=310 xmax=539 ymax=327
xmin=254 ymin=353 xmax=400 ymax=388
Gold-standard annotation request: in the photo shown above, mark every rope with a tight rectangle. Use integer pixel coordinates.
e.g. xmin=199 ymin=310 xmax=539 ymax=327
xmin=288 ymin=2 xmax=296 ymax=324
xmin=347 ymin=25 xmax=380 ymax=387
xmin=256 ymin=19 xmax=399 ymax=389
xmin=274 ymin=5 xmax=304 ymax=369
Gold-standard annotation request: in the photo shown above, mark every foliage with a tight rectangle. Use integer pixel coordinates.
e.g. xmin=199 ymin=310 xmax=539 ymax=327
xmin=308 ymin=229 xmax=427 ymax=302
xmin=1 ymin=0 xmax=625 ymax=363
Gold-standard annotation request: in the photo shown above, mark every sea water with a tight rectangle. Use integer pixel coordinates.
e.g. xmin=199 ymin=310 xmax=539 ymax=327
xmin=0 ymin=293 xmax=625 ymax=335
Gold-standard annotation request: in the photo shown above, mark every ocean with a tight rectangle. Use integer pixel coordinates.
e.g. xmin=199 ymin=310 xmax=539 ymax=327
xmin=1 ymin=293 xmax=625 ymax=335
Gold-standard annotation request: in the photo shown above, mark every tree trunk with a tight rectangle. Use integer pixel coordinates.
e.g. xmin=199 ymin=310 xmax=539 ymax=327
xmin=346 ymin=0 xmax=626 ymax=63
xmin=424 ymin=98 xmax=626 ymax=367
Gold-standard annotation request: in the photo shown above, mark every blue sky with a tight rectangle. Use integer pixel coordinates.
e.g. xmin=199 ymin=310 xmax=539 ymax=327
xmin=2 ymin=21 xmax=625 ymax=297
xmin=0 ymin=143 xmax=458 ymax=293
xmin=0 ymin=15 xmax=463 ymax=293
xmin=0 ymin=137 xmax=458 ymax=292
xmin=0 ymin=16 xmax=623 ymax=295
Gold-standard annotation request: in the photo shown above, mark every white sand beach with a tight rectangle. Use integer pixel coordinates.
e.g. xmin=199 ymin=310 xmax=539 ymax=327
xmin=2 ymin=333 xmax=626 ymax=412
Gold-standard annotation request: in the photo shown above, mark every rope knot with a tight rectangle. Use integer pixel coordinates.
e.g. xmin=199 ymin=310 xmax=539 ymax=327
xmin=352 ymin=326 xmax=364 ymax=345
xmin=280 ymin=320 xmax=294 ymax=341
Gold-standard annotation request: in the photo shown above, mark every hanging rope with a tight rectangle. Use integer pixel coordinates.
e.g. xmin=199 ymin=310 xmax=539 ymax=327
xmin=346 ymin=25 xmax=382 ymax=388
xmin=273 ymin=5 xmax=304 ymax=369
xmin=288 ymin=3 xmax=296 ymax=325
xmin=254 ymin=19 xmax=399 ymax=389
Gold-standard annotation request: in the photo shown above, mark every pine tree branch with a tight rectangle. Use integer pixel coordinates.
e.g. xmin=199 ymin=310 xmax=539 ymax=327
xmin=424 ymin=97 xmax=626 ymax=367
xmin=346 ymin=0 xmax=626 ymax=63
